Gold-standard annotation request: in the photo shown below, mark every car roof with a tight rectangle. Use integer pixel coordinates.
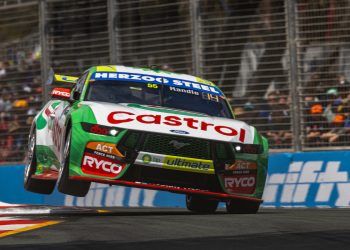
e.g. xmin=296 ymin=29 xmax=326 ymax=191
xmin=89 ymin=65 xmax=218 ymax=88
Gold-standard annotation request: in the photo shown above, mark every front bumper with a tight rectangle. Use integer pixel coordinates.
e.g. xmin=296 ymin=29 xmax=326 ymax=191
xmin=71 ymin=126 xmax=268 ymax=200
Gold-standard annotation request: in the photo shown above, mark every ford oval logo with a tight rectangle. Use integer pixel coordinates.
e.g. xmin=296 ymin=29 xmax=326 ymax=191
xmin=170 ymin=130 xmax=189 ymax=135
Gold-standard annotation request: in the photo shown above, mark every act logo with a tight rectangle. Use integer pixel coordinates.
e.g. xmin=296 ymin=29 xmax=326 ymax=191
xmin=225 ymin=160 xmax=257 ymax=171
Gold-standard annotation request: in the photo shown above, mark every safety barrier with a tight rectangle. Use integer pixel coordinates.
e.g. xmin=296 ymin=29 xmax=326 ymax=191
xmin=1 ymin=151 xmax=350 ymax=208
xmin=263 ymin=151 xmax=350 ymax=208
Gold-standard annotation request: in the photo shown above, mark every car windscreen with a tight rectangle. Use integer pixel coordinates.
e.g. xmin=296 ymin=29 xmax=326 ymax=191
xmin=162 ymin=86 xmax=232 ymax=118
xmin=85 ymin=81 xmax=161 ymax=105
xmin=85 ymin=80 xmax=232 ymax=118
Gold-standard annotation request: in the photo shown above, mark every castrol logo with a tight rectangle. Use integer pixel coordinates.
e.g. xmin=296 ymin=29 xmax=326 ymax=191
xmin=107 ymin=111 xmax=246 ymax=142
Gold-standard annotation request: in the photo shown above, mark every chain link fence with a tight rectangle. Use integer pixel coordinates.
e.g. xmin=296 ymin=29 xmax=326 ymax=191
xmin=296 ymin=0 xmax=350 ymax=150
xmin=1 ymin=0 xmax=350 ymax=163
xmin=199 ymin=1 xmax=292 ymax=150
xmin=0 ymin=1 xmax=40 ymax=163
xmin=113 ymin=0 xmax=194 ymax=73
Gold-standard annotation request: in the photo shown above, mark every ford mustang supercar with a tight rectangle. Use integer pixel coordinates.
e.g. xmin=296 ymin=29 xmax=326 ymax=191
xmin=24 ymin=65 xmax=268 ymax=214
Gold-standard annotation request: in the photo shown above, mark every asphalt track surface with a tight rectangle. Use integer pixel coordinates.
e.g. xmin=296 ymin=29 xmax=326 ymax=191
xmin=0 ymin=208 xmax=350 ymax=250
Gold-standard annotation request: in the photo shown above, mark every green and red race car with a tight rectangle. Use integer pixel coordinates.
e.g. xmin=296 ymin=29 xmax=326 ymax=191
xmin=24 ymin=65 xmax=268 ymax=213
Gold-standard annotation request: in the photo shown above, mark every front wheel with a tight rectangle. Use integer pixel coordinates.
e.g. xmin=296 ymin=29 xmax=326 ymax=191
xmin=226 ymin=199 xmax=260 ymax=214
xmin=186 ymin=194 xmax=219 ymax=213
xmin=57 ymin=128 xmax=90 ymax=197
xmin=24 ymin=130 xmax=55 ymax=194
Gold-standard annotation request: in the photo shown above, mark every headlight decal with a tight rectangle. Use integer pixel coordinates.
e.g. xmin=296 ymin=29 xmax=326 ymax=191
xmin=81 ymin=122 xmax=120 ymax=136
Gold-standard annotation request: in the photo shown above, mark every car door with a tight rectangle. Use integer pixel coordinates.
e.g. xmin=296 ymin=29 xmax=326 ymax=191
xmin=50 ymin=72 xmax=89 ymax=163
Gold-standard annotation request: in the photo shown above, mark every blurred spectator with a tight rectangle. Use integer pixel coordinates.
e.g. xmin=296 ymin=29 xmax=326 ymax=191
xmin=305 ymin=102 xmax=328 ymax=146
xmin=0 ymin=112 xmax=13 ymax=163
xmin=0 ymin=61 xmax=6 ymax=78
xmin=261 ymin=91 xmax=292 ymax=148
xmin=319 ymin=87 xmax=350 ymax=145
xmin=0 ymin=34 xmax=41 ymax=162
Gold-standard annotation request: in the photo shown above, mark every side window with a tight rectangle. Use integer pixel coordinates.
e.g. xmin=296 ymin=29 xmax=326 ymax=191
xmin=75 ymin=72 xmax=89 ymax=94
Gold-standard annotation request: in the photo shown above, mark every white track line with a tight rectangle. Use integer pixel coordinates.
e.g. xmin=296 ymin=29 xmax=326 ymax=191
xmin=0 ymin=224 xmax=36 ymax=231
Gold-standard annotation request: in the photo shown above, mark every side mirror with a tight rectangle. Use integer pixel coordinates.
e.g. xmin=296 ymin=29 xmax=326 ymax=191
xmin=51 ymin=88 xmax=71 ymax=101
xmin=72 ymin=91 xmax=81 ymax=100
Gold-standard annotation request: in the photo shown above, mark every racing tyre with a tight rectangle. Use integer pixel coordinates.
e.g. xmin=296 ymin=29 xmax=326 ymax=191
xmin=57 ymin=128 xmax=90 ymax=197
xmin=226 ymin=199 xmax=260 ymax=214
xmin=186 ymin=194 xmax=219 ymax=213
xmin=24 ymin=130 xmax=55 ymax=194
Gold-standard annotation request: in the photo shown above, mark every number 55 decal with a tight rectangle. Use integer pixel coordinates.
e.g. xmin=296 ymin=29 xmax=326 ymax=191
xmin=147 ymin=83 xmax=158 ymax=89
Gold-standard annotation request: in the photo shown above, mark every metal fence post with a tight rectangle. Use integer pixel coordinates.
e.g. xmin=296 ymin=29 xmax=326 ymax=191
xmin=39 ymin=0 xmax=49 ymax=104
xmin=190 ymin=0 xmax=201 ymax=76
xmin=108 ymin=0 xmax=117 ymax=64
xmin=286 ymin=0 xmax=301 ymax=151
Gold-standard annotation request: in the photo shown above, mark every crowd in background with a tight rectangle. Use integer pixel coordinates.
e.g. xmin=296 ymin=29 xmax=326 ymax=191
xmin=1 ymin=0 xmax=350 ymax=162
xmin=229 ymin=0 xmax=350 ymax=149
xmin=0 ymin=38 xmax=42 ymax=162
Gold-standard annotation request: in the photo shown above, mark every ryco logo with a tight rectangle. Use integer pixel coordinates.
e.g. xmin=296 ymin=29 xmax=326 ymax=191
xmin=224 ymin=176 xmax=256 ymax=194
xmin=107 ymin=111 xmax=246 ymax=142
xmin=51 ymin=88 xmax=71 ymax=98
xmin=225 ymin=177 xmax=255 ymax=188
xmin=82 ymin=153 xmax=124 ymax=178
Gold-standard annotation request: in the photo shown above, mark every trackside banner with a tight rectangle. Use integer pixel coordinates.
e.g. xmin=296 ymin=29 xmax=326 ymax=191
xmin=263 ymin=151 xmax=350 ymax=208
xmin=1 ymin=151 xmax=350 ymax=208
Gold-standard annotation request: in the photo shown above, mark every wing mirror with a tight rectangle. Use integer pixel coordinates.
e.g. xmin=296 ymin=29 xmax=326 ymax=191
xmin=51 ymin=88 xmax=71 ymax=101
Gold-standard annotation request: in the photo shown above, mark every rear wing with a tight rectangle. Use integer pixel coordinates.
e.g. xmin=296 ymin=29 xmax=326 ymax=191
xmin=54 ymin=74 xmax=78 ymax=84
xmin=46 ymin=68 xmax=78 ymax=85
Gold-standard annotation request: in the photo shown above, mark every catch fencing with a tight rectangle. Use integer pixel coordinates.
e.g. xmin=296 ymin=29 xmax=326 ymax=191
xmin=0 ymin=0 xmax=350 ymax=163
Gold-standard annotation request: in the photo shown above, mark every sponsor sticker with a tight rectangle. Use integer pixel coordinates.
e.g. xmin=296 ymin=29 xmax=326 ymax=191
xmin=136 ymin=152 xmax=164 ymax=168
xmin=51 ymin=88 xmax=71 ymax=99
xmin=142 ymin=154 xmax=152 ymax=164
xmin=224 ymin=175 xmax=256 ymax=194
xmin=164 ymin=155 xmax=213 ymax=172
xmin=107 ymin=111 xmax=246 ymax=142
xmin=135 ymin=152 xmax=214 ymax=174
xmin=202 ymin=92 xmax=220 ymax=102
xmin=223 ymin=160 xmax=257 ymax=194
xmin=226 ymin=160 xmax=257 ymax=170
xmin=86 ymin=142 xmax=123 ymax=159
xmin=169 ymin=86 xmax=199 ymax=95
xmin=81 ymin=153 xmax=125 ymax=178
xmin=91 ymin=72 xmax=223 ymax=96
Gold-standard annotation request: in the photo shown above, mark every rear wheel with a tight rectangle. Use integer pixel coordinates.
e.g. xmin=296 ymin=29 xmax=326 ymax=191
xmin=226 ymin=199 xmax=260 ymax=214
xmin=24 ymin=130 xmax=55 ymax=194
xmin=57 ymin=128 xmax=90 ymax=197
xmin=186 ymin=194 xmax=219 ymax=213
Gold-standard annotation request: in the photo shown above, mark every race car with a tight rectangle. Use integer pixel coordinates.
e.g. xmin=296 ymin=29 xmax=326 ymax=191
xmin=24 ymin=65 xmax=268 ymax=214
